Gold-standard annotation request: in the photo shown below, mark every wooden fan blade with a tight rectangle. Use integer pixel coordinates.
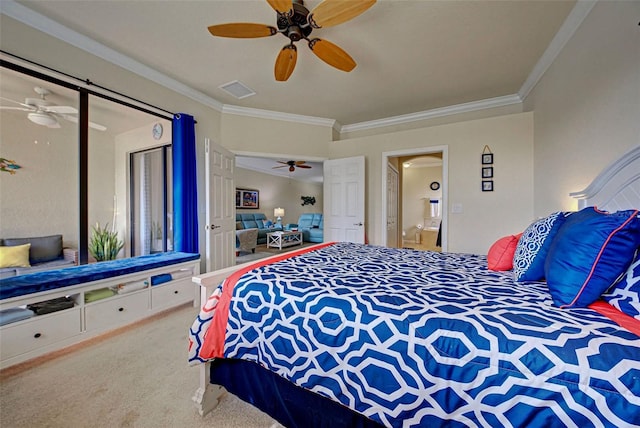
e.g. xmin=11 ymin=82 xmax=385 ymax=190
xmin=308 ymin=0 xmax=376 ymax=29
xmin=208 ymin=23 xmax=277 ymax=38
xmin=294 ymin=161 xmax=306 ymax=165
xmin=308 ymin=38 xmax=356 ymax=72
xmin=272 ymin=165 xmax=289 ymax=169
xmin=266 ymin=0 xmax=292 ymax=14
xmin=297 ymin=165 xmax=312 ymax=169
xmin=274 ymin=45 xmax=297 ymax=81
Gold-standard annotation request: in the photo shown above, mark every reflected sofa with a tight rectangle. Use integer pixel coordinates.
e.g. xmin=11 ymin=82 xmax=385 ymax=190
xmin=286 ymin=213 xmax=323 ymax=243
xmin=0 ymin=234 xmax=78 ymax=279
xmin=236 ymin=213 xmax=282 ymax=245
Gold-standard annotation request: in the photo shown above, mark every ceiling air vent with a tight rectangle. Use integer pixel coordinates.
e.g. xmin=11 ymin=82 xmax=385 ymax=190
xmin=218 ymin=80 xmax=256 ymax=99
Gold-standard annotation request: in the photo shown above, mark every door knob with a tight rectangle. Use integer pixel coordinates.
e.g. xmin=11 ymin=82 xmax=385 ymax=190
xmin=210 ymin=224 xmax=221 ymax=230
xmin=354 ymin=222 xmax=363 ymax=226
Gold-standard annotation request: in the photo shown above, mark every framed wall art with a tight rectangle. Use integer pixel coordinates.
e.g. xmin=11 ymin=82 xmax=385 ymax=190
xmin=482 ymin=153 xmax=494 ymax=165
xmin=482 ymin=180 xmax=494 ymax=192
xmin=482 ymin=167 xmax=494 ymax=178
xmin=236 ymin=188 xmax=259 ymax=209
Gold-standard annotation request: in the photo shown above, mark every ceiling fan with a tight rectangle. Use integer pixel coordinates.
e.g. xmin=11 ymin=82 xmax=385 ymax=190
xmin=0 ymin=86 xmax=107 ymax=131
xmin=273 ymin=160 xmax=312 ymax=172
xmin=208 ymin=0 xmax=376 ymax=81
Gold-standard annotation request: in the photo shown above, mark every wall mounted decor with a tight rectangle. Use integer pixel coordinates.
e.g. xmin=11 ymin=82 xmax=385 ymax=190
xmin=481 ymin=145 xmax=494 ymax=191
xmin=0 ymin=157 xmax=22 ymax=174
xmin=482 ymin=180 xmax=494 ymax=192
xmin=482 ymin=167 xmax=494 ymax=178
xmin=236 ymin=188 xmax=259 ymax=209
xmin=301 ymin=196 xmax=316 ymax=206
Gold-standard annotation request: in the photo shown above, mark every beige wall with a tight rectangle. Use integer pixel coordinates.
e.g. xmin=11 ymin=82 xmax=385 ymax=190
xmin=235 ymin=167 xmax=323 ymax=226
xmin=221 ymin=114 xmax=332 ymax=159
xmin=328 ymin=112 xmax=534 ymax=254
xmin=523 ymin=1 xmax=640 ymax=217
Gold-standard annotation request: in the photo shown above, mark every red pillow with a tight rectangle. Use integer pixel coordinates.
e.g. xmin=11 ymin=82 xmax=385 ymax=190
xmin=487 ymin=234 xmax=522 ymax=271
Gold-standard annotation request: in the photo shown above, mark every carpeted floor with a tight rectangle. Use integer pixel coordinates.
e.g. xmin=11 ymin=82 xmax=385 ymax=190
xmin=0 ymin=304 xmax=280 ymax=428
xmin=236 ymin=243 xmax=315 ymax=264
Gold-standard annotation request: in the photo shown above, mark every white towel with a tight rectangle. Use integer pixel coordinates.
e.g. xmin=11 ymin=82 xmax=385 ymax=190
xmin=116 ymin=280 xmax=149 ymax=294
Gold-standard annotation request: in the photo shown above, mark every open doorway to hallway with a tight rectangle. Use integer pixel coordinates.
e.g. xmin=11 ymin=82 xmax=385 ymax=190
xmin=382 ymin=146 xmax=447 ymax=252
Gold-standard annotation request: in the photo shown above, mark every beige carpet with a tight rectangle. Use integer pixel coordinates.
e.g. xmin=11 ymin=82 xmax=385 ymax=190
xmin=0 ymin=304 xmax=279 ymax=428
xmin=236 ymin=243 xmax=316 ymax=264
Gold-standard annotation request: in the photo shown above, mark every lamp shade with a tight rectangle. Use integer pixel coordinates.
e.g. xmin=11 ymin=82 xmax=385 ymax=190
xmin=274 ymin=208 xmax=285 ymax=218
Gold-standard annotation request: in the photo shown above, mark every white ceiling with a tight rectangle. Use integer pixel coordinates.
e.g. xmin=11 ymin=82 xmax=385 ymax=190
xmin=2 ymin=0 xmax=581 ymax=181
xmin=4 ymin=0 xmax=577 ymax=128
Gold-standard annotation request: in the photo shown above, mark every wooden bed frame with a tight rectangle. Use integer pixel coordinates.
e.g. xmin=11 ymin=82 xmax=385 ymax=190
xmin=191 ymin=144 xmax=640 ymax=418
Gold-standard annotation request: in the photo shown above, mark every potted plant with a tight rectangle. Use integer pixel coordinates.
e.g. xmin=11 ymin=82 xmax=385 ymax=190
xmin=89 ymin=222 xmax=124 ymax=261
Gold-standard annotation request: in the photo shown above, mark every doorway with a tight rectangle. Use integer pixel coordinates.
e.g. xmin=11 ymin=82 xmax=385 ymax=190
xmin=382 ymin=146 xmax=448 ymax=251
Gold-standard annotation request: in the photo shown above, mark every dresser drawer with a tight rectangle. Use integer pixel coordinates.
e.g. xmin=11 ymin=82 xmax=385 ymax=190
xmin=151 ymin=279 xmax=194 ymax=310
xmin=84 ymin=292 xmax=149 ymax=333
xmin=1 ymin=308 xmax=82 ymax=360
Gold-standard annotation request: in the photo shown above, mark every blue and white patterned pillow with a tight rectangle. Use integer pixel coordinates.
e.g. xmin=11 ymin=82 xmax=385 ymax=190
xmin=513 ymin=212 xmax=567 ymax=282
xmin=603 ymin=252 xmax=640 ymax=320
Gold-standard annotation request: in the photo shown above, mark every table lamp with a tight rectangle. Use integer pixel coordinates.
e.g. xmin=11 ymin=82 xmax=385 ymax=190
xmin=274 ymin=208 xmax=285 ymax=226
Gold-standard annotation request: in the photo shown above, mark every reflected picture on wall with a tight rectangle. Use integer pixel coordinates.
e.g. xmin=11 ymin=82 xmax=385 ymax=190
xmin=236 ymin=188 xmax=259 ymax=209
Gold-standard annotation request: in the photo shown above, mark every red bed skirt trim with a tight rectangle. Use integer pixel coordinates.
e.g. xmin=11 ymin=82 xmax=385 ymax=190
xmin=201 ymin=242 xmax=336 ymax=359
xmin=588 ymin=300 xmax=640 ymax=337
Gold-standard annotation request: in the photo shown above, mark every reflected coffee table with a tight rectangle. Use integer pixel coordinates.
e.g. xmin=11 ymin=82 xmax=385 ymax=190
xmin=266 ymin=231 xmax=303 ymax=250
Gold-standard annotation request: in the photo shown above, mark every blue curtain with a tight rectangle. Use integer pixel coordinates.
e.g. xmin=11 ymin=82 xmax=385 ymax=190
xmin=172 ymin=113 xmax=199 ymax=253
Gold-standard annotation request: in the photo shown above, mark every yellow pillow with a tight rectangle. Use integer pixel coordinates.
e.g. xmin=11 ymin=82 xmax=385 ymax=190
xmin=0 ymin=243 xmax=31 ymax=268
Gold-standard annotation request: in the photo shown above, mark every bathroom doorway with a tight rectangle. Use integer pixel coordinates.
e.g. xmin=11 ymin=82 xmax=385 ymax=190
xmin=382 ymin=146 xmax=447 ymax=252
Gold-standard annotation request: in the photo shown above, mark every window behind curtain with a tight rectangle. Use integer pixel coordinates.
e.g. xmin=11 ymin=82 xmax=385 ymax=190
xmin=130 ymin=146 xmax=173 ymax=256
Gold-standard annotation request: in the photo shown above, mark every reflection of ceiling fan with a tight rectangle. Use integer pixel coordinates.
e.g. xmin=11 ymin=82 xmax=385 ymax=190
xmin=0 ymin=86 xmax=107 ymax=131
xmin=208 ymin=0 xmax=376 ymax=81
xmin=273 ymin=160 xmax=312 ymax=172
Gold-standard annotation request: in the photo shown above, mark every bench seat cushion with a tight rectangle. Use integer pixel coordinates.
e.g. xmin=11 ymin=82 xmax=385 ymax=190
xmin=0 ymin=251 xmax=199 ymax=300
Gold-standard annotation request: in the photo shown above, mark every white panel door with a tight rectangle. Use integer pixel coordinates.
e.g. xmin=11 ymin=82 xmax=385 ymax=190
xmin=323 ymin=156 xmax=365 ymax=243
xmin=205 ymin=139 xmax=235 ymax=272
xmin=386 ymin=164 xmax=399 ymax=248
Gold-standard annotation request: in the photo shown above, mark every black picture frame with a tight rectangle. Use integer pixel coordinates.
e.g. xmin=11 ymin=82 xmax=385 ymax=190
xmin=235 ymin=188 xmax=259 ymax=209
xmin=482 ymin=167 xmax=493 ymax=178
xmin=482 ymin=153 xmax=494 ymax=165
xmin=482 ymin=180 xmax=494 ymax=192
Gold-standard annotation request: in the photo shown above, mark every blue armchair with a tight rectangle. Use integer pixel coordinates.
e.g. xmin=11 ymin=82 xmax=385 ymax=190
xmin=286 ymin=213 xmax=323 ymax=243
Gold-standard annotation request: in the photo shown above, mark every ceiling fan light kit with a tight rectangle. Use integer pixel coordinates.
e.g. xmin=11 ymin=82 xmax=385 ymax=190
xmin=208 ymin=0 xmax=376 ymax=81
xmin=27 ymin=112 xmax=59 ymax=127
xmin=1 ymin=86 xmax=107 ymax=131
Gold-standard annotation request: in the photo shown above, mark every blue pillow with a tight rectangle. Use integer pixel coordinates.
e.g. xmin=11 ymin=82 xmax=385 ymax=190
xmin=544 ymin=207 xmax=640 ymax=308
xmin=513 ymin=212 xmax=567 ymax=282
xmin=603 ymin=251 xmax=640 ymax=320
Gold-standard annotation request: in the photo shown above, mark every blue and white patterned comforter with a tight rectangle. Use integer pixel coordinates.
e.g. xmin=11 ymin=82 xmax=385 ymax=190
xmin=189 ymin=242 xmax=640 ymax=427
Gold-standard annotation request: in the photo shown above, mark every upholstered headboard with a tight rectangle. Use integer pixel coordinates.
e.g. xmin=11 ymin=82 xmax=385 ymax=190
xmin=570 ymin=145 xmax=640 ymax=212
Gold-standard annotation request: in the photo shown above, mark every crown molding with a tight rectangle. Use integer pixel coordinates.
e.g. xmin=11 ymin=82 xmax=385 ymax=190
xmin=340 ymin=94 xmax=523 ymax=134
xmin=0 ymin=0 xmax=224 ymax=113
xmin=222 ymin=104 xmax=337 ymax=129
xmin=2 ymin=0 xmax=594 ymax=134
xmin=519 ymin=0 xmax=597 ymax=100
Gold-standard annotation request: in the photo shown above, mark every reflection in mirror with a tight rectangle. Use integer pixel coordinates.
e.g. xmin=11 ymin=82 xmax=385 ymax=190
xmin=1 ymin=64 xmax=173 ymax=276
xmin=0 ymin=67 xmax=79 ymax=278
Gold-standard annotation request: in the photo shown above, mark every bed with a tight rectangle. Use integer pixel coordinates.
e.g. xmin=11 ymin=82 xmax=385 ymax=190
xmin=189 ymin=146 xmax=640 ymax=428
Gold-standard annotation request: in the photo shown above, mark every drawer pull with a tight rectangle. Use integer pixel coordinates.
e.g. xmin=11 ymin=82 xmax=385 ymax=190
xmin=118 ymin=307 xmax=124 ymax=312
xmin=174 ymin=290 xmax=179 ymax=294
xmin=34 ymin=333 xmax=42 ymax=338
